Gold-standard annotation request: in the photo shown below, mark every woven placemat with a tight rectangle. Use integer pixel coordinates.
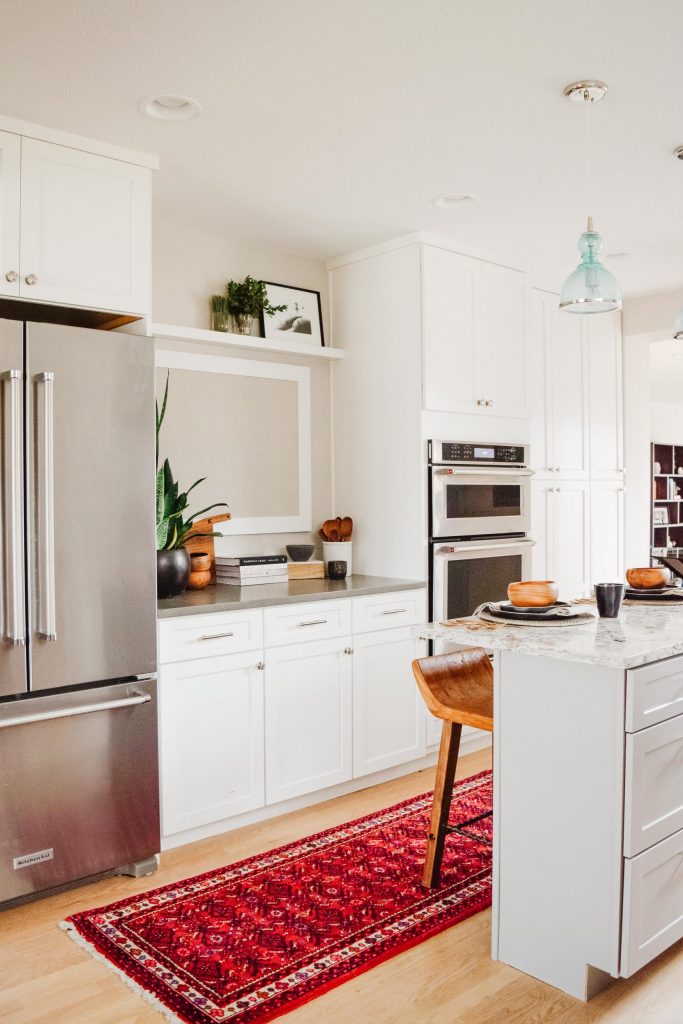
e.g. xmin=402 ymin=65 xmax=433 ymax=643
xmin=474 ymin=602 xmax=596 ymax=628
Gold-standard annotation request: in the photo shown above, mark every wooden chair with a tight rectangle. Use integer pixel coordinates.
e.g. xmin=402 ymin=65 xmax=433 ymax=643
xmin=412 ymin=649 xmax=494 ymax=888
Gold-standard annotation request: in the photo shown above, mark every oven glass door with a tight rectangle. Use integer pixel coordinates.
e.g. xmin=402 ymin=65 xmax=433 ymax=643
xmin=432 ymin=539 xmax=534 ymax=621
xmin=431 ymin=468 xmax=532 ymax=538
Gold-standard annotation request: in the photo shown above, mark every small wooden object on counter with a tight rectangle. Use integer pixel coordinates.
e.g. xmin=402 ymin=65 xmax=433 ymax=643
xmin=507 ymin=580 xmax=559 ymax=608
xmin=412 ymin=650 xmax=494 ymax=888
xmin=187 ymin=551 xmax=212 ymax=590
xmin=626 ymin=567 xmax=669 ymax=590
xmin=287 ymin=560 xmax=325 ymax=580
xmin=184 ymin=513 xmax=231 ymax=584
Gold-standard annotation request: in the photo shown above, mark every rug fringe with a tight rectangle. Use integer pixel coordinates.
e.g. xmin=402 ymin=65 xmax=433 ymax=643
xmin=59 ymin=920 xmax=185 ymax=1024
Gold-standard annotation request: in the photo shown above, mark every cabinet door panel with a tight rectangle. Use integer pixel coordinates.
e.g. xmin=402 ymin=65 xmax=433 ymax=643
xmin=549 ymin=309 xmax=588 ymax=478
xmin=480 ymin=265 xmax=529 ymax=418
xmin=265 ymin=638 xmax=352 ymax=803
xmin=422 ymin=246 xmax=480 ymax=413
xmin=551 ymin=482 xmax=590 ymax=599
xmin=530 ymin=480 xmax=551 ymax=580
xmin=528 ymin=292 xmax=552 ymax=475
xmin=587 ymin=314 xmax=623 ymax=478
xmin=590 ymin=481 xmax=624 ymax=588
xmin=20 ymin=139 xmax=151 ymax=313
xmin=353 ymin=629 xmax=426 ymax=777
xmin=160 ymin=653 xmax=265 ymax=837
xmin=0 ymin=131 xmax=20 ymax=297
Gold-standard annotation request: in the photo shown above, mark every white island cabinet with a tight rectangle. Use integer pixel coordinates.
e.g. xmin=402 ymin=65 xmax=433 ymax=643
xmin=157 ymin=581 xmax=429 ymax=850
xmin=415 ymin=607 xmax=683 ymax=1001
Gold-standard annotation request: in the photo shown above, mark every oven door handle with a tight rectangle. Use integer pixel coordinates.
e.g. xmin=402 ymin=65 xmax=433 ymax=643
xmin=436 ymin=541 xmax=536 ymax=555
xmin=434 ymin=468 xmax=534 ymax=477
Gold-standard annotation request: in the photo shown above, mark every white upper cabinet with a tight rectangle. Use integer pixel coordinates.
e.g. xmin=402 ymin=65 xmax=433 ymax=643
xmin=587 ymin=314 xmax=624 ymax=479
xmin=422 ymin=245 xmax=529 ymax=418
xmin=19 ymin=139 xmax=151 ymax=314
xmin=0 ymin=131 xmax=21 ymax=298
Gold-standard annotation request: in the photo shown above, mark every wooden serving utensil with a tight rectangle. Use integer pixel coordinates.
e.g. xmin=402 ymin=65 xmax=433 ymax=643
xmin=340 ymin=516 xmax=353 ymax=540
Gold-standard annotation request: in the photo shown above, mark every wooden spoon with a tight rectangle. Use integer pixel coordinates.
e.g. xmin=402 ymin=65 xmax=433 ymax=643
xmin=327 ymin=522 xmax=340 ymax=542
xmin=340 ymin=516 xmax=353 ymax=541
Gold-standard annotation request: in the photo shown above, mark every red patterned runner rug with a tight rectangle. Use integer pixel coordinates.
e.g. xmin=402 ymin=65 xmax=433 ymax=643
xmin=61 ymin=770 xmax=492 ymax=1024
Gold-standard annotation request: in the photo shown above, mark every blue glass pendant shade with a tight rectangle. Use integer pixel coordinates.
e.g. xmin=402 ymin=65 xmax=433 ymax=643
xmin=673 ymin=307 xmax=683 ymax=340
xmin=560 ymin=218 xmax=622 ymax=314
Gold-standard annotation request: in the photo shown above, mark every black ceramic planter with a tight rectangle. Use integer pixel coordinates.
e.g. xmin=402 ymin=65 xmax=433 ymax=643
xmin=157 ymin=548 xmax=190 ymax=598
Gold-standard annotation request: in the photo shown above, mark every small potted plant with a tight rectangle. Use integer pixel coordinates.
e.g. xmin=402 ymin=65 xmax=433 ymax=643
xmin=156 ymin=374 xmax=229 ymax=598
xmin=223 ymin=275 xmax=287 ymax=335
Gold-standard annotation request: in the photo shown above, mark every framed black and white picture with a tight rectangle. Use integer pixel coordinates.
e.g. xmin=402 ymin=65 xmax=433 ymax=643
xmin=260 ymin=283 xmax=325 ymax=347
xmin=654 ymin=507 xmax=670 ymax=525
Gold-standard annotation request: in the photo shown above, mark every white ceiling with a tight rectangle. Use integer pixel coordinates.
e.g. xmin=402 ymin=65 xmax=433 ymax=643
xmin=3 ymin=0 xmax=683 ymax=297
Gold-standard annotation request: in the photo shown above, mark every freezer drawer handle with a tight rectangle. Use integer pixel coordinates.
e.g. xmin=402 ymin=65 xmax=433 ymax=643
xmin=1 ymin=369 xmax=25 ymax=645
xmin=35 ymin=371 xmax=56 ymax=642
xmin=0 ymin=691 xmax=151 ymax=729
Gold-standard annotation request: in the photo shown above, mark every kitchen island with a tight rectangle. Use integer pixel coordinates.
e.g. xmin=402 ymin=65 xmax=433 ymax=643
xmin=414 ymin=606 xmax=683 ymax=1000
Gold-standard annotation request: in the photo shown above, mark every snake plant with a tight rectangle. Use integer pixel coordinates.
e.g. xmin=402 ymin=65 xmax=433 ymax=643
xmin=155 ymin=372 xmax=229 ymax=550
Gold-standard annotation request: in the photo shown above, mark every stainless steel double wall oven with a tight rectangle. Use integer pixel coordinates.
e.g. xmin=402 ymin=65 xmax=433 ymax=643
xmin=429 ymin=440 xmax=534 ymax=624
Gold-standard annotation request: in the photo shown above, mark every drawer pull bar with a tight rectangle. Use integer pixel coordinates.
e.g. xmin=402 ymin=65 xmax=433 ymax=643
xmin=380 ymin=608 xmax=407 ymax=615
xmin=297 ymin=619 xmax=328 ymax=627
xmin=198 ymin=631 xmax=235 ymax=641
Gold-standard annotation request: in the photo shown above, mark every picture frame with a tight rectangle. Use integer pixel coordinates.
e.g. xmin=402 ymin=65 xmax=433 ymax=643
xmin=654 ymin=507 xmax=670 ymax=525
xmin=260 ymin=283 xmax=325 ymax=347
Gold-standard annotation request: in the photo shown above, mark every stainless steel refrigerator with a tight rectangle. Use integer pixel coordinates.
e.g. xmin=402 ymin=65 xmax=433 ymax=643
xmin=0 ymin=319 xmax=159 ymax=906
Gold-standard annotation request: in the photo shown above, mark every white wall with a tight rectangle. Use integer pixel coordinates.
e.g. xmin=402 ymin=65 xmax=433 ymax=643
xmin=651 ymin=402 xmax=683 ymax=444
xmin=151 ymin=216 xmax=332 ymax=557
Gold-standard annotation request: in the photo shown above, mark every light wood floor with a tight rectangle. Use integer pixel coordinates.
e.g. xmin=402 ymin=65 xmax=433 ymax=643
xmin=2 ymin=748 xmax=682 ymax=1024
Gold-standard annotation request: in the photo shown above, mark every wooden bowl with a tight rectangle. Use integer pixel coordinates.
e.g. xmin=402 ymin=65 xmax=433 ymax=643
xmin=625 ymin=567 xmax=669 ymax=590
xmin=507 ymin=580 xmax=559 ymax=608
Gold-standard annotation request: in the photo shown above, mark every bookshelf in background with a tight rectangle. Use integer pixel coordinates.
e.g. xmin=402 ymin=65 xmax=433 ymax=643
xmin=651 ymin=442 xmax=683 ymax=560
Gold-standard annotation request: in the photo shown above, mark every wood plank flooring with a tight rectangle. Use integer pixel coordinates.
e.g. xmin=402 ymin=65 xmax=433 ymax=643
xmin=2 ymin=748 xmax=682 ymax=1024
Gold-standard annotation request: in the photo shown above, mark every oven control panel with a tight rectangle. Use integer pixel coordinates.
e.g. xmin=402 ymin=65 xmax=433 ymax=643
xmin=430 ymin=440 xmax=528 ymax=466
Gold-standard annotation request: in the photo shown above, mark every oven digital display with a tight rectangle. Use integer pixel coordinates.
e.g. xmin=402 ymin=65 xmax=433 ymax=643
xmin=474 ymin=446 xmax=495 ymax=460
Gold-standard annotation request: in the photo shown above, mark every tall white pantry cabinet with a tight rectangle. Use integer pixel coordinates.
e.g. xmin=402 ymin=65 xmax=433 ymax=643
xmin=328 ymin=236 xmax=624 ymax=595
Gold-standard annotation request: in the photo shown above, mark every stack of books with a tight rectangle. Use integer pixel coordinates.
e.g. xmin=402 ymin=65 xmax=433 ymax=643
xmin=216 ymin=555 xmax=288 ymax=586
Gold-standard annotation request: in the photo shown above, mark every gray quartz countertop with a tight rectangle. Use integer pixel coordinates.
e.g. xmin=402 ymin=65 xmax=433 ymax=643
xmin=413 ymin=604 xmax=683 ymax=669
xmin=158 ymin=575 xmax=426 ymax=618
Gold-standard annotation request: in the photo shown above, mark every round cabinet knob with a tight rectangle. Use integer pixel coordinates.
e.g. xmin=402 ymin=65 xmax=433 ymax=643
xmin=25 ymin=274 xmax=38 ymax=286
xmin=485 ymin=400 xmax=493 ymax=407
xmin=344 ymin=647 xmax=353 ymax=655
xmin=256 ymin=661 xmax=265 ymax=671
xmin=4 ymin=270 xmax=18 ymax=283
xmin=476 ymin=399 xmax=485 ymax=406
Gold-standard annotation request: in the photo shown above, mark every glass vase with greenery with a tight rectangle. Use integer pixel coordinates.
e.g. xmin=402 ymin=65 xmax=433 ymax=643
xmin=224 ymin=275 xmax=287 ymax=335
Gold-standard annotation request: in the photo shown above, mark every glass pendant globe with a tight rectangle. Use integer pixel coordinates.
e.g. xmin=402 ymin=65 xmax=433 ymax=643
xmin=673 ymin=307 xmax=683 ymax=340
xmin=559 ymin=221 xmax=622 ymax=314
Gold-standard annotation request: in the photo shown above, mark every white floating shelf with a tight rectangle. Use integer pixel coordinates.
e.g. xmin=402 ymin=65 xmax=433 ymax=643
xmin=152 ymin=323 xmax=344 ymax=360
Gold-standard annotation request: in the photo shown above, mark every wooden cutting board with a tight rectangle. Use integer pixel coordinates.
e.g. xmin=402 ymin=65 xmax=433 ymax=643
xmin=184 ymin=513 xmax=231 ymax=584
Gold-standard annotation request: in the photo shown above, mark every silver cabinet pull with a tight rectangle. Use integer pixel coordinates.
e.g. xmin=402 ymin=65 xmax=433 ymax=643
xmin=380 ymin=608 xmax=407 ymax=615
xmin=343 ymin=647 xmax=353 ymax=655
xmin=256 ymin=661 xmax=265 ymax=670
xmin=297 ymin=618 xmax=327 ymax=627
xmin=485 ymin=400 xmax=493 ymax=406
xmin=25 ymin=274 xmax=38 ymax=286
xmin=0 ymin=691 xmax=150 ymax=729
xmin=35 ymin=372 xmax=56 ymax=642
xmin=198 ymin=631 xmax=235 ymax=641
xmin=1 ymin=370 xmax=25 ymax=646
xmin=4 ymin=271 xmax=18 ymax=283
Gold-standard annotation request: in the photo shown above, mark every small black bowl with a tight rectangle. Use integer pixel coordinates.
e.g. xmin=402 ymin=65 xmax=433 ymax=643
xmin=286 ymin=544 xmax=315 ymax=562
xmin=327 ymin=560 xmax=347 ymax=580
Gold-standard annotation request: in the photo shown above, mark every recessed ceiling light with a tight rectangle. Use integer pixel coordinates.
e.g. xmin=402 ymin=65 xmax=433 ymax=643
xmin=432 ymin=193 xmax=478 ymax=209
xmin=139 ymin=95 xmax=201 ymax=122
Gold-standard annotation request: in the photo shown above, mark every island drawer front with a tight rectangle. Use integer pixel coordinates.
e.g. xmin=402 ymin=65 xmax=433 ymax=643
xmin=624 ymin=714 xmax=683 ymax=857
xmin=264 ymin=600 xmax=351 ymax=646
xmin=626 ymin=656 xmax=683 ymax=733
xmin=621 ymin=826 xmax=683 ymax=977
xmin=159 ymin=611 xmax=264 ymax=663
xmin=352 ymin=590 xmax=426 ymax=634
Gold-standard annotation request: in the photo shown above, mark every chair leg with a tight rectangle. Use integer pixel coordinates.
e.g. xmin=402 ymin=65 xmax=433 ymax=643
xmin=422 ymin=720 xmax=462 ymax=888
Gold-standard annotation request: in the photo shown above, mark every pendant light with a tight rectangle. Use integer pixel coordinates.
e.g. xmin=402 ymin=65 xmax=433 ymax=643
xmin=559 ymin=80 xmax=622 ymax=314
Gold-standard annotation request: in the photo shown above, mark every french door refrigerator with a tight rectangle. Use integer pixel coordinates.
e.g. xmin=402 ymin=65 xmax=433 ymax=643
xmin=0 ymin=319 xmax=159 ymax=905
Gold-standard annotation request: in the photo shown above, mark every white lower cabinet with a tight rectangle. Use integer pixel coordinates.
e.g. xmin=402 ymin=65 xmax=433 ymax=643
xmin=531 ymin=479 xmax=589 ymax=598
xmin=265 ymin=637 xmax=353 ymax=804
xmin=159 ymin=652 xmax=265 ymax=836
xmin=622 ymin=827 xmax=683 ymax=977
xmin=352 ymin=629 xmax=427 ymax=777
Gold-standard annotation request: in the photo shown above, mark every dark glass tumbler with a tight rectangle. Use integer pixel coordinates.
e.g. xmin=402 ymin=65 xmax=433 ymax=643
xmin=594 ymin=583 xmax=625 ymax=618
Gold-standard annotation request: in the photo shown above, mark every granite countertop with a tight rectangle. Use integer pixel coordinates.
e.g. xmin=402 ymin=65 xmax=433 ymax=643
xmin=158 ymin=575 xmax=426 ymax=619
xmin=413 ymin=604 xmax=683 ymax=669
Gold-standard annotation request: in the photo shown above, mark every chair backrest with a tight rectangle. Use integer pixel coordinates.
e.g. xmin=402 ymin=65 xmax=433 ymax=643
xmin=412 ymin=649 xmax=494 ymax=731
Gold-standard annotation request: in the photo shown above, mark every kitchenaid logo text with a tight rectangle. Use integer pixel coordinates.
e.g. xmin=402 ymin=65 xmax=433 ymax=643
xmin=13 ymin=848 xmax=54 ymax=870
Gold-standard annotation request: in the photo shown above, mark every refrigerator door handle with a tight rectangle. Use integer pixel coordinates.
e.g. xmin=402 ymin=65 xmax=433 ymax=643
xmin=0 ymin=691 xmax=151 ymax=729
xmin=1 ymin=369 xmax=26 ymax=646
xmin=35 ymin=371 xmax=56 ymax=642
